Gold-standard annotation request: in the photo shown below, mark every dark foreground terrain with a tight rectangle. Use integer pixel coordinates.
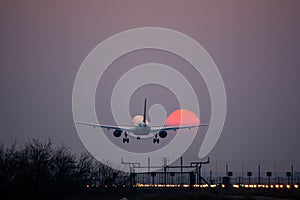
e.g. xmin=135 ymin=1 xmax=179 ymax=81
xmin=32 ymin=191 xmax=300 ymax=200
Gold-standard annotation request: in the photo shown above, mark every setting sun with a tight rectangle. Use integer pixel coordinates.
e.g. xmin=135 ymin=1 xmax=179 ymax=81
xmin=165 ymin=109 xmax=200 ymax=126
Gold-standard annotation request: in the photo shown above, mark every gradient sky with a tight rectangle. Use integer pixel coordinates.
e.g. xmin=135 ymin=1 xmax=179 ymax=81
xmin=1 ymin=1 xmax=299 ymax=171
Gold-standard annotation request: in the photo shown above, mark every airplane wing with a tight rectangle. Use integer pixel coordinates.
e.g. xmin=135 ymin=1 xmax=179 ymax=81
xmin=76 ymin=122 xmax=134 ymax=132
xmin=150 ymin=124 xmax=209 ymax=132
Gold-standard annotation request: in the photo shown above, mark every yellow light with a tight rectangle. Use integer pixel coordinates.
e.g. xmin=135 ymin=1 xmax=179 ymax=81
xmin=294 ymin=185 xmax=299 ymax=189
xmin=233 ymin=184 xmax=239 ymax=188
xmin=166 ymin=184 xmax=176 ymax=187
xmin=210 ymin=184 xmax=217 ymax=188
xmin=286 ymin=184 xmax=291 ymax=189
xmin=221 ymin=184 xmax=225 ymax=188
xmin=258 ymin=184 xmax=264 ymax=188
xmin=275 ymin=184 xmax=279 ymax=189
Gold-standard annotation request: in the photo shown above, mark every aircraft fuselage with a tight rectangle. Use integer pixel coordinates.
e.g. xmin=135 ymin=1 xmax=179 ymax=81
xmin=131 ymin=115 xmax=151 ymax=135
xmin=132 ymin=124 xmax=151 ymax=135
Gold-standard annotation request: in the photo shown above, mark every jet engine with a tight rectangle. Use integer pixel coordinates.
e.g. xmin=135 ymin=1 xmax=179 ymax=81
xmin=158 ymin=130 xmax=167 ymax=138
xmin=113 ymin=130 xmax=122 ymax=137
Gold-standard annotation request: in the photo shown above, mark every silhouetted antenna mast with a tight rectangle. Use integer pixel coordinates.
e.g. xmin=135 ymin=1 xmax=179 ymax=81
xmin=143 ymin=98 xmax=147 ymax=124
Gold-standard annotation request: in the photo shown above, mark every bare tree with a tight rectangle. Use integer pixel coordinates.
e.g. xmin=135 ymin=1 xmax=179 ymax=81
xmin=51 ymin=145 xmax=76 ymax=188
xmin=76 ymin=152 xmax=97 ymax=185
xmin=96 ymin=160 xmax=123 ymax=187
xmin=0 ymin=142 xmax=18 ymax=187
xmin=13 ymin=139 xmax=53 ymax=194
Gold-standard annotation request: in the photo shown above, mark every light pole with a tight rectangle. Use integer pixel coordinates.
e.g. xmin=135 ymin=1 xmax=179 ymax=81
xmin=267 ymin=172 xmax=272 ymax=191
xmin=247 ymin=172 xmax=252 ymax=185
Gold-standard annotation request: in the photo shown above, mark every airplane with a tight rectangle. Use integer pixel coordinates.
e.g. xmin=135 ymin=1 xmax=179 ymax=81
xmin=77 ymin=99 xmax=208 ymax=144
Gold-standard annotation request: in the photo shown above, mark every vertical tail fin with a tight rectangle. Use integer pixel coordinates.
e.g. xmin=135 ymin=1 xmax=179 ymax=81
xmin=143 ymin=98 xmax=147 ymax=124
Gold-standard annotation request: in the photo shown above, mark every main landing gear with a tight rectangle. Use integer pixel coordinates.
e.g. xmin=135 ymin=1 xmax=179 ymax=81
xmin=123 ymin=132 xmax=129 ymax=143
xmin=153 ymin=134 xmax=160 ymax=144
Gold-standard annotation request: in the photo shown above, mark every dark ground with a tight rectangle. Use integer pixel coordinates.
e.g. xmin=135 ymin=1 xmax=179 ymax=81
xmin=34 ymin=190 xmax=300 ymax=200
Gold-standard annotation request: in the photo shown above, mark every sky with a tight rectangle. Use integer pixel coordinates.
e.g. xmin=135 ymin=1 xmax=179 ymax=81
xmin=1 ymin=0 xmax=300 ymax=172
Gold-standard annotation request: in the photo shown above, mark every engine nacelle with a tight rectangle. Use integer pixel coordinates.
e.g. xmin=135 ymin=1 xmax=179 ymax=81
xmin=113 ymin=130 xmax=122 ymax=137
xmin=158 ymin=130 xmax=167 ymax=138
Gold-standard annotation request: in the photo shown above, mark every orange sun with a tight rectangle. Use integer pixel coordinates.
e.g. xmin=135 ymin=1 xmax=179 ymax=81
xmin=165 ymin=109 xmax=200 ymax=126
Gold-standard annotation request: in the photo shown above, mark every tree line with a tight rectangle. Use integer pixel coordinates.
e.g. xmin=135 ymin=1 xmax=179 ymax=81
xmin=0 ymin=139 xmax=128 ymax=197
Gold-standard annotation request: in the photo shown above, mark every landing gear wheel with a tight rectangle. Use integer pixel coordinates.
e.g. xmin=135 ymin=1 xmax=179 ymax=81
xmin=153 ymin=133 xmax=160 ymax=144
xmin=122 ymin=132 xmax=129 ymax=143
xmin=153 ymin=138 xmax=159 ymax=144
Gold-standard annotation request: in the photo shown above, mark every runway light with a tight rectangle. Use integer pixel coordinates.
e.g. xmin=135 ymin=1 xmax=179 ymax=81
xmin=130 ymin=183 xmax=300 ymax=189
xmin=166 ymin=184 xmax=176 ymax=187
